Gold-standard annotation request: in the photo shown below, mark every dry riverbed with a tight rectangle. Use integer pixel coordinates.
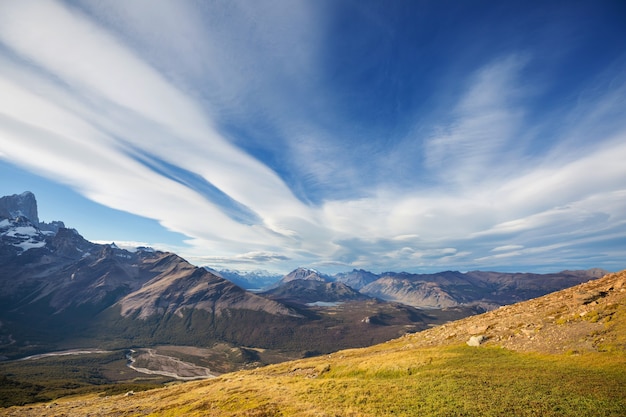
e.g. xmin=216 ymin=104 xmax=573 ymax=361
xmin=126 ymin=348 xmax=216 ymax=380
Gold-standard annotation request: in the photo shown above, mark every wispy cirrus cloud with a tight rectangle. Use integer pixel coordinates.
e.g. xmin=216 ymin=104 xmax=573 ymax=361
xmin=0 ymin=0 xmax=624 ymax=273
xmin=424 ymin=55 xmax=529 ymax=185
xmin=0 ymin=0 xmax=315 ymax=252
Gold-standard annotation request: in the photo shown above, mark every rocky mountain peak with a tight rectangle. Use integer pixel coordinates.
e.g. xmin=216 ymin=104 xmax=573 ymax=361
xmin=334 ymin=269 xmax=380 ymax=290
xmin=48 ymin=226 xmax=96 ymax=258
xmin=0 ymin=191 xmax=65 ymax=235
xmin=0 ymin=191 xmax=39 ymax=224
xmin=280 ymin=267 xmax=330 ymax=284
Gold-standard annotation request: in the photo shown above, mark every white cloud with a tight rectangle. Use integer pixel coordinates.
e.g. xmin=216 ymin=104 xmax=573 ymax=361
xmin=492 ymin=245 xmax=524 ymax=252
xmin=0 ymin=1 xmax=624 ymax=273
xmin=424 ymin=56 xmax=528 ymax=185
xmin=0 ymin=0 xmax=317 ymax=249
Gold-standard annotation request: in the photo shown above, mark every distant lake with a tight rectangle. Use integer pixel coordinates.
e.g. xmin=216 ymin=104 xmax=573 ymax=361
xmin=306 ymin=301 xmax=343 ymax=307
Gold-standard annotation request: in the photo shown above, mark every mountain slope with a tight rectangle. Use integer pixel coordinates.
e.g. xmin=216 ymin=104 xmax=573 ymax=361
xmin=3 ymin=270 xmax=624 ymax=417
xmin=360 ymin=269 xmax=605 ymax=309
xmin=262 ymin=279 xmax=369 ymax=304
xmin=116 ymin=253 xmax=295 ymax=319
xmin=278 ymin=267 xmax=330 ymax=284
xmin=333 ymin=269 xmax=379 ymax=290
xmin=0 ymin=236 xmax=301 ymax=357
xmin=413 ymin=269 xmax=626 ymax=353
xmin=361 ymin=276 xmax=459 ymax=308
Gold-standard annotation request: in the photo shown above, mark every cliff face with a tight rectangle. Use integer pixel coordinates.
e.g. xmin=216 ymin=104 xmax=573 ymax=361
xmin=0 ymin=191 xmax=39 ymax=224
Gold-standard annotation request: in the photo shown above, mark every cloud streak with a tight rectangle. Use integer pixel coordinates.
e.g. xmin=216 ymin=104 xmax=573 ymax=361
xmin=0 ymin=0 xmax=624 ymax=273
xmin=0 ymin=0 xmax=314 ymax=247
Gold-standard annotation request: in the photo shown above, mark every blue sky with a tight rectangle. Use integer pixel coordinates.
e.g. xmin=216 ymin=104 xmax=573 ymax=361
xmin=1 ymin=0 xmax=625 ymax=274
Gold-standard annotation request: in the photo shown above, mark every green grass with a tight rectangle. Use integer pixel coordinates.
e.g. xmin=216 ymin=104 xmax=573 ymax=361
xmin=118 ymin=344 xmax=626 ymax=417
xmin=264 ymin=346 xmax=626 ymax=417
xmin=341 ymin=347 xmax=616 ymax=414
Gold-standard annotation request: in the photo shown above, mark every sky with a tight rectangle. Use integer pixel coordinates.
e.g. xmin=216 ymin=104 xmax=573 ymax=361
xmin=1 ymin=0 xmax=625 ymax=274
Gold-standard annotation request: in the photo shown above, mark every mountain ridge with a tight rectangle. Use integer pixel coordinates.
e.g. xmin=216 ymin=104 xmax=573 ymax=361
xmin=261 ymin=279 xmax=369 ymax=304
xmin=267 ymin=266 xmax=607 ymax=312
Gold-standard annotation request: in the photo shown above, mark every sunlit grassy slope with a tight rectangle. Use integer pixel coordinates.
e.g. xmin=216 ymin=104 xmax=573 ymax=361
xmin=2 ymin=270 xmax=625 ymax=416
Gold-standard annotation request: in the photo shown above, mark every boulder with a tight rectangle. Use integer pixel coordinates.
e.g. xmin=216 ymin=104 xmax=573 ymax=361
xmin=466 ymin=335 xmax=486 ymax=347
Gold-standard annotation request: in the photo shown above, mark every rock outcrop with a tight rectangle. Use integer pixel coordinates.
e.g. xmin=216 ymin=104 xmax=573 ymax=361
xmin=0 ymin=191 xmax=39 ymax=224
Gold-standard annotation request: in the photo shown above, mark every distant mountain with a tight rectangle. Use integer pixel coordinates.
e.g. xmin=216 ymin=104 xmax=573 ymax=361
xmin=362 ymin=275 xmax=459 ymax=309
xmin=210 ymin=268 xmax=282 ymax=290
xmin=278 ymin=267 xmax=331 ymax=284
xmin=262 ymin=279 xmax=369 ymax=304
xmin=361 ymin=270 xmax=607 ymax=310
xmin=263 ymin=267 xmax=373 ymax=304
xmin=333 ymin=269 xmax=379 ymax=290
xmin=269 ymin=267 xmax=604 ymax=311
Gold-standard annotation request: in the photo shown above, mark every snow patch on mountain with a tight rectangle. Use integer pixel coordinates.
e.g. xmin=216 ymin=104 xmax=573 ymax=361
xmin=5 ymin=225 xmax=39 ymax=237
xmin=0 ymin=217 xmax=47 ymax=254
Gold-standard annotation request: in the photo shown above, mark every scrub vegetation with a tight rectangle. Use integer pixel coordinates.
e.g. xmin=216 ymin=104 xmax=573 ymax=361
xmin=0 ymin=351 xmax=169 ymax=407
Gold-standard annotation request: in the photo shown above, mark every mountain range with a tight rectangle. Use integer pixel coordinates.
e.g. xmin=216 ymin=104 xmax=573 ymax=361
xmin=0 ymin=192 xmax=452 ymax=362
xmin=255 ymin=266 xmax=606 ymax=313
xmin=0 ymin=192 xmax=606 ymax=366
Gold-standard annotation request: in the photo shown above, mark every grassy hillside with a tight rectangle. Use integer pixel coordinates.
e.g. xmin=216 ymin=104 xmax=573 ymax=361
xmin=2 ymin=270 xmax=625 ymax=416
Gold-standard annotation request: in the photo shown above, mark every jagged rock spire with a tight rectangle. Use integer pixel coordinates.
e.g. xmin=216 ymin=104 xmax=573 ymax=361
xmin=0 ymin=191 xmax=39 ymax=224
